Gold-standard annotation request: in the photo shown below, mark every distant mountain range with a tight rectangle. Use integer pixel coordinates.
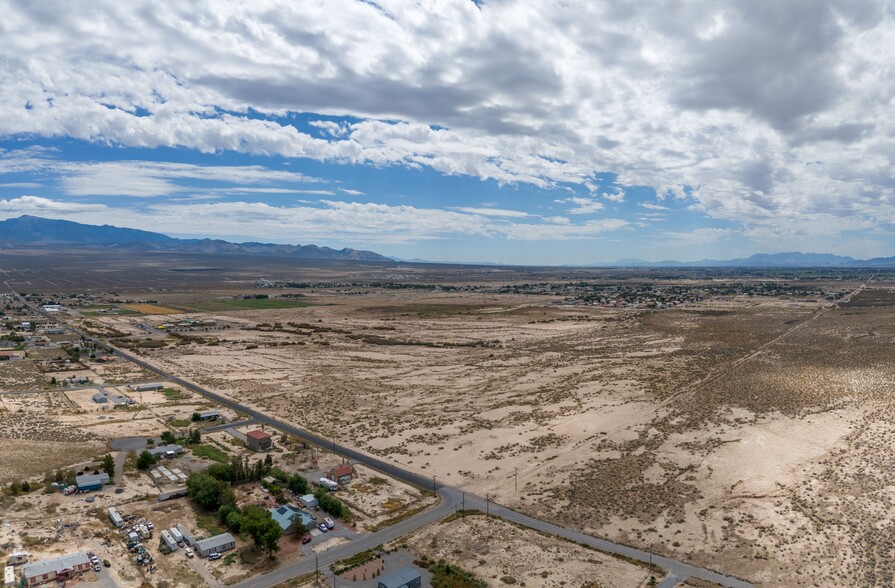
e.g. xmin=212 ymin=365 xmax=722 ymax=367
xmin=3 ymin=216 xmax=895 ymax=268
xmin=0 ymin=215 xmax=390 ymax=262
xmin=600 ymin=252 xmax=895 ymax=268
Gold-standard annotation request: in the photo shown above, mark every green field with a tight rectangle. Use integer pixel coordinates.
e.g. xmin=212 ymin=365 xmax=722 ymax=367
xmin=191 ymin=444 xmax=229 ymax=463
xmin=169 ymin=419 xmax=191 ymax=427
xmin=186 ymin=299 xmax=312 ymax=311
xmin=161 ymin=388 xmax=182 ymax=399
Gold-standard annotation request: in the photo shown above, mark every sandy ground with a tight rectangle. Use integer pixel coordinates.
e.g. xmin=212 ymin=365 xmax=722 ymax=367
xmin=396 ymin=513 xmax=655 ymax=587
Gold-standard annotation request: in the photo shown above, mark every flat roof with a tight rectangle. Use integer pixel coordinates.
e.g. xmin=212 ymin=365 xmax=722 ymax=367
xmin=22 ymin=552 xmax=89 ymax=579
xmin=76 ymin=472 xmax=109 ymax=486
xmin=378 ymin=567 xmax=421 ymax=588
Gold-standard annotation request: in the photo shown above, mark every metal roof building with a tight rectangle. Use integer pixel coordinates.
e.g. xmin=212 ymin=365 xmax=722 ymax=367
xmin=75 ymin=472 xmax=109 ymax=491
xmin=148 ymin=444 xmax=183 ymax=457
xmin=195 ymin=533 xmax=236 ymax=557
xmin=377 ymin=567 xmax=422 ymax=588
xmin=270 ymin=504 xmax=316 ymax=532
xmin=91 ymin=392 xmax=108 ymax=403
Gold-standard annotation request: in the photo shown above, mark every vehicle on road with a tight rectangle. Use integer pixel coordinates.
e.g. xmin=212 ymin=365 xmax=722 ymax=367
xmin=318 ymin=523 xmax=328 ymax=532
xmin=301 ymin=535 xmax=312 ymax=544
xmin=324 ymin=517 xmax=334 ymax=529
xmin=184 ymin=547 xmax=194 ymax=558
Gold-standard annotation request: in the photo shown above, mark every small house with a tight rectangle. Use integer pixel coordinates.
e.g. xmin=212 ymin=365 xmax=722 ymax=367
xmin=195 ymin=533 xmax=236 ymax=557
xmin=245 ymin=430 xmax=272 ymax=451
xmin=270 ymin=504 xmax=316 ymax=533
xmin=327 ymin=463 xmax=354 ymax=486
xmin=299 ymin=494 xmax=318 ymax=509
xmin=378 ymin=567 xmax=422 ymax=588
xmin=92 ymin=393 xmax=108 ymax=404
xmin=197 ymin=410 xmax=221 ymax=421
xmin=75 ymin=472 xmax=109 ymax=491
xmin=21 ymin=552 xmax=91 ymax=586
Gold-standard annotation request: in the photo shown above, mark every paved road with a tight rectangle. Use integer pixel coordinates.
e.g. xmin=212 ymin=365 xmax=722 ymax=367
xmin=658 ymin=574 xmax=682 ymax=588
xmin=203 ymin=418 xmax=257 ymax=432
xmin=6 ymin=284 xmax=754 ymax=588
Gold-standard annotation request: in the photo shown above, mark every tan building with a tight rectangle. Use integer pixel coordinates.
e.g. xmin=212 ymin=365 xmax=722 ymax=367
xmin=245 ymin=429 xmax=273 ymax=451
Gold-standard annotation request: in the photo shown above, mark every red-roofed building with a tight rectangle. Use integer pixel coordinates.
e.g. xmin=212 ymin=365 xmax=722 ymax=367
xmin=245 ymin=430 xmax=273 ymax=451
xmin=326 ymin=463 xmax=354 ymax=485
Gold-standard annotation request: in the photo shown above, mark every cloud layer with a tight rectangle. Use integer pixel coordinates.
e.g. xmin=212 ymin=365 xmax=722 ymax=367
xmin=1 ymin=0 xmax=894 ymax=248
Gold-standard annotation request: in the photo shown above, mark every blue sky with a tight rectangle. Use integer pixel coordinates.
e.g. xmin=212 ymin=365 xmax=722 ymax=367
xmin=1 ymin=2 xmax=894 ymax=264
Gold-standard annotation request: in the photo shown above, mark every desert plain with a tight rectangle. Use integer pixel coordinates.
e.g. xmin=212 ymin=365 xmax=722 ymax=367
xmin=3 ymin=250 xmax=895 ymax=586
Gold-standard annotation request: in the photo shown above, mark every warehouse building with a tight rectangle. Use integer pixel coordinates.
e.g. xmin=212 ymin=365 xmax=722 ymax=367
xmin=378 ymin=567 xmax=422 ymax=588
xmin=195 ymin=533 xmax=236 ymax=557
xmin=91 ymin=392 xmax=108 ymax=404
xmin=75 ymin=472 xmax=109 ymax=491
xmin=132 ymin=383 xmax=164 ymax=392
xmin=22 ymin=552 xmax=91 ymax=586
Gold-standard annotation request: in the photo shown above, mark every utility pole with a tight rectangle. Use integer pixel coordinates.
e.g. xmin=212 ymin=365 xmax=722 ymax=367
xmin=462 ymin=491 xmax=465 ymax=518
xmin=432 ymin=475 xmax=437 ymax=493
xmin=514 ymin=467 xmax=518 ymax=492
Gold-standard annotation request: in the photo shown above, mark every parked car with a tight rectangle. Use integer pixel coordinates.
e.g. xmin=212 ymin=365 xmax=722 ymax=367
xmin=103 ymin=560 xmax=111 ymax=568
xmin=301 ymin=535 xmax=312 ymax=544
xmin=318 ymin=522 xmax=328 ymax=532
xmin=324 ymin=517 xmax=335 ymax=529
xmin=94 ymin=563 xmax=102 ymax=572
xmin=85 ymin=496 xmax=95 ymax=503
xmin=115 ymin=488 xmax=124 ymax=494
xmin=184 ymin=547 xmax=194 ymax=558
xmin=208 ymin=552 xmax=221 ymax=561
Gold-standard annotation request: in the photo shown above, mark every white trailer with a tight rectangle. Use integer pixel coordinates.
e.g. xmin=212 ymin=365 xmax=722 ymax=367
xmin=319 ymin=477 xmax=339 ymax=491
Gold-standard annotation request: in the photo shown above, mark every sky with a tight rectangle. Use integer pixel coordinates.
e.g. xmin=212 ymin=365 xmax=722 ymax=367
xmin=0 ymin=1 xmax=894 ymax=265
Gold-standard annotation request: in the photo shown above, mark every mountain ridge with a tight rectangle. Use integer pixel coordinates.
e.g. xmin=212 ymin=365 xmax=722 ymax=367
xmin=0 ymin=215 xmax=390 ymax=262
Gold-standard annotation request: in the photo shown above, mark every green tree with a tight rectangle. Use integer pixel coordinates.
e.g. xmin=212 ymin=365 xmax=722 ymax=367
xmin=191 ymin=412 xmax=201 ymax=422
xmin=226 ymin=510 xmax=243 ymax=533
xmin=287 ymin=474 xmax=310 ymax=496
xmin=240 ymin=505 xmax=282 ymax=554
xmin=160 ymin=430 xmax=177 ymax=445
xmin=101 ymin=454 xmax=115 ymax=478
xmin=136 ymin=451 xmax=157 ymax=471
xmin=205 ymin=463 xmax=233 ymax=482
xmin=186 ymin=472 xmax=235 ymax=511
xmin=217 ymin=504 xmax=236 ymax=525
xmin=189 ymin=429 xmax=202 ymax=444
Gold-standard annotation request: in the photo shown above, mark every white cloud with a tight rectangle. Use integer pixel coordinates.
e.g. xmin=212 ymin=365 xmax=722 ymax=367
xmin=0 ymin=1 xmax=892 ymax=248
xmin=555 ymin=197 xmax=604 ymax=215
xmin=338 ymin=188 xmax=365 ymax=196
xmin=455 ymin=207 xmax=530 ymax=218
xmin=0 ymin=196 xmax=628 ymax=244
xmin=640 ymin=202 xmax=668 ymax=210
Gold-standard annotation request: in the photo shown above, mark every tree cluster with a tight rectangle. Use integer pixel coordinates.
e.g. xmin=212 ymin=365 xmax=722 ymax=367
xmin=313 ymin=488 xmax=350 ymax=520
xmin=217 ymin=504 xmax=282 ymax=554
xmin=186 ymin=472 xmax=236 ymax=511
